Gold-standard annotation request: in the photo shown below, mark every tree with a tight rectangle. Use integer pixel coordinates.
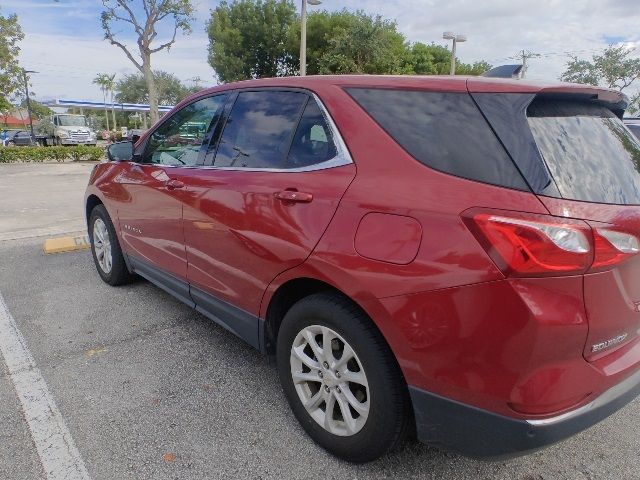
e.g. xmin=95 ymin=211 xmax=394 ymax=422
xmin=313 ymin=12 xmax=410 ymax=75
xmin=104 ymin=74 xmax=117 ymax=130
xmin=0 ymin=8 xmax=24 ymax=108
xmin=93 ymin=73 xmax=113 ymax=130
xmin=101 ymin=0 xmax=195 ymax=123
xmin=456 ymin=60 xmax=492 ymax=76
xmin=561 ymin=45 xmax=640 ymax=91
xmin=115 ymin=70 xmax=197 ymax=104
xmin=207 ymin=0 xmax=297 ymax=83
xmin=20 ymin=99 xmax=53 ymax=120
xmin=206 ymin=2 xmax=492 ymax=81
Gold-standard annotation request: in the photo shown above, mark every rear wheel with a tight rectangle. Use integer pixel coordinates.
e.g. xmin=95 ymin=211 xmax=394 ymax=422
xmin=89 ymin=205 xmax=133 ymax=286
xmin=277 ymin=293 xmax=411 ymax=463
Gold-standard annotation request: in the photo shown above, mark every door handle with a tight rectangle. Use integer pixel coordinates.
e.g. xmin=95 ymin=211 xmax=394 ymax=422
xmin=275 ymin=190 xmax=313 ymax=203
xmin=166 ymin=179 xmax=184 ymax=190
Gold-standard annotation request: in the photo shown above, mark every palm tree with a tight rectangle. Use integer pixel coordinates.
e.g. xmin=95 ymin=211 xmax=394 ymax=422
xmin=103 ymin=74 xmax=117 ymax=131
xmin=93 ymin=73 xmax=111 ymax=131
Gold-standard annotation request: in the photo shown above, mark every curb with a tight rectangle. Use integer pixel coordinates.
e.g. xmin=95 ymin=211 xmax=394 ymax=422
xmin=43 ymin=234 xmax=91 ymax=254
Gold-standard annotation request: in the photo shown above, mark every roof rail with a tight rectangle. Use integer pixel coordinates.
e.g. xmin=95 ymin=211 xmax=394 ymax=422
xmin=482 ymin=64 xmax=523 ymax=79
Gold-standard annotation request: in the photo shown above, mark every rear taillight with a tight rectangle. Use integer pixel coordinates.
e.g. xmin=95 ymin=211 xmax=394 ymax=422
xmin=464 ymin=209 xmax=640 ymax=277
xmin=463 ymin=210 xmax=592 ymax=277
xmin=591 ymin=228 xmax=640 ymax=270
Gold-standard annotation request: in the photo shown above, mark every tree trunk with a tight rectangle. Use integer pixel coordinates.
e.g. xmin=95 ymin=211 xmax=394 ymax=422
xmin=142 ymin=59 xmax=159 ymax=124
xmin=110 ymin=90 xmax=117 ymax=131
xmin=103 ymin=90 xmax=110 ymax=131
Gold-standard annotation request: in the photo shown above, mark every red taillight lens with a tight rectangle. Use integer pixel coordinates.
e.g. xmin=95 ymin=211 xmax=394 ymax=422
xmin=463 ymin=210 xmax=593 ymax=277
xmin=591 ymin=228 xmax=640 ymax=270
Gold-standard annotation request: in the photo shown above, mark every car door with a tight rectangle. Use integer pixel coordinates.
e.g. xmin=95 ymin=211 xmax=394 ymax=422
xmin=181 ymin=89 xmax=356 ymax=344
xmin=113 ymin=94 xmax=228 ymax=297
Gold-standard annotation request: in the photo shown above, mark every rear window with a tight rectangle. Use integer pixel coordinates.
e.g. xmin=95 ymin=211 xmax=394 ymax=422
xmin=346 ymin=88 xmax=528 ymax=190
xmin=528 ymin=100 xmax=640 ymax=205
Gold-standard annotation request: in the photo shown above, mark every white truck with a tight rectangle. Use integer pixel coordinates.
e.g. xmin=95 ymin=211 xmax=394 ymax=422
xmin=40 ymin=114 xmax=97 ymax=146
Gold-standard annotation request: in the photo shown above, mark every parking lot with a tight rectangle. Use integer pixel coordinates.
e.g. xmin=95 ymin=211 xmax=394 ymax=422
xmin=1 ymin=163 xmax=639 ymax=480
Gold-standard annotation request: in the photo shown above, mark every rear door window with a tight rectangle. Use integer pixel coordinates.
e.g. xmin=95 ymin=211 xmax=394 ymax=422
xmin=213 ymin=91 xmax=307 ymax=169
xmin=345 ymin=88 xmax=528 ymax=190
xmin=528 ymin=100 xmax=640 ymax=205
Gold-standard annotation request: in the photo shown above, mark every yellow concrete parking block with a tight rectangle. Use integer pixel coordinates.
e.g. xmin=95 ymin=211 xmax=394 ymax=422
xmin=43 ymin=234 xmax=91 ymax=254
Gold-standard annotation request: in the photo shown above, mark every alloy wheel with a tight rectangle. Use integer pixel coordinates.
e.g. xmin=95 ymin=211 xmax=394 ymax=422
xmin=93 ymin=218 xmax=113 ymax=274
xmin=290 ymin=325 xmax=370 ymax=436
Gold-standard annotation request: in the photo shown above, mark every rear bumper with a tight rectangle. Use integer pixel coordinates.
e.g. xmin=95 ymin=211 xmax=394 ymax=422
xmin=409 ymin=366 xmax=640 ymax=459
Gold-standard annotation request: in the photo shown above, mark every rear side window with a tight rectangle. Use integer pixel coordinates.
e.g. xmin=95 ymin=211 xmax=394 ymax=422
xmin=346 ymin=88 xmax=528 ymax=190
xmin=528 ymin=100 xmax=640 ymax=205
xmin=214 ymin=91 xmax=307 ymax=168
xmin=286 ymin=100 xmax=337 ymax=168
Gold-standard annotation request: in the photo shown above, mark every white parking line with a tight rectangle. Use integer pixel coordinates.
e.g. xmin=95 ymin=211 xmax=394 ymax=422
xmin=0 ymin=293 xmax=91 ymax=480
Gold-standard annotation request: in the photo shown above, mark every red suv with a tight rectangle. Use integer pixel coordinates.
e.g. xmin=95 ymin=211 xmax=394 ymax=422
xmin=85 ymin=75 xmax=640 ymax=462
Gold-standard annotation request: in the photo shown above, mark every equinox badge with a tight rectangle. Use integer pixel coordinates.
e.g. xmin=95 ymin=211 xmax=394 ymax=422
xmin=592 ymin=333 xmax=628 ymax=353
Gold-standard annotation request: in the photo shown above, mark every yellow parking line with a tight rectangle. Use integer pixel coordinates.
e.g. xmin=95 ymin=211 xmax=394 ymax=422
xmin=43 ymin=234 xmax=91 ymax=254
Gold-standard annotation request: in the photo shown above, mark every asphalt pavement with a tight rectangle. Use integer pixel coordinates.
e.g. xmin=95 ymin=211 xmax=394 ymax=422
xmin=0 ymin=163 xmax=639 ymax=479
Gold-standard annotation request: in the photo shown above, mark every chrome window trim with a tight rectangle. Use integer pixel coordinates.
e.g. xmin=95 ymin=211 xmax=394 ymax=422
xmin=130 ymin=92 xmax=353 ymax=173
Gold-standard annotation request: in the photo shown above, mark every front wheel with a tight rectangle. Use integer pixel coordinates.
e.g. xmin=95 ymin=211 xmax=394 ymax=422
xmin=277 ymin=293 xmax=411 ymax=463
xmin=89 ymin=205 xmax=134 ymax=286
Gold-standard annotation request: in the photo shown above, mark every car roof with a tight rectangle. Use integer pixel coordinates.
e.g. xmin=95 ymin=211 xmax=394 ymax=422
xmin=178 ymin=74 xmax=625 ymax=111
xmin=195 ymin=74 xmax=616 ymax=94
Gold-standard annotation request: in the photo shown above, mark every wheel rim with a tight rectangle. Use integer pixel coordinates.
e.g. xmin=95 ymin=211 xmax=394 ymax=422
xmin=290 ymin=325 xmax=370 ymax=436
xmin=93 ymin=218 xmax=113 ymax=274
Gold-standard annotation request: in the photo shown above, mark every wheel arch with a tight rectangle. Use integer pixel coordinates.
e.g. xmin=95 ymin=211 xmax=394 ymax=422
xmin=262 ymin=273 xmax=404 ymax=372
xmin=85 ymin=194 xmax=103 ymax=233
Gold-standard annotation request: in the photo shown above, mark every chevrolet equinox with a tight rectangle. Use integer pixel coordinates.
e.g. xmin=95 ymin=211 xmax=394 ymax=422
xmin=85 ymin=75 xmax=640 ymax=462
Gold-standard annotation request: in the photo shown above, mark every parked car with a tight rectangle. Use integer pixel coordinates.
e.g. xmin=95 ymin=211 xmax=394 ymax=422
xmin=2 ymin=129 xmax=21 ymax=146
xmin=11 ymin=130 xmax=35 ymax=146
xmin=624 ymin=117 xmax=640 ymax=140
xmin=85 ymin=75 xmax=640 ymax=463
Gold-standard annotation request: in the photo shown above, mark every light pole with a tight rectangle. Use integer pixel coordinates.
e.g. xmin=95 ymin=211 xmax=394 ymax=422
xmin=300 ymin=0 xmax=322 ymax=76
xmin=22 ymin=69 xmax=38 ymax=142
xmin=442 ymin=32 xmax=466 ymax=75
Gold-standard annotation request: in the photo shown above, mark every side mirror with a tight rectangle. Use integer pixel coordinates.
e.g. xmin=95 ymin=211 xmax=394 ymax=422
xmin=107 ymin=141 xmax=134 ymax=162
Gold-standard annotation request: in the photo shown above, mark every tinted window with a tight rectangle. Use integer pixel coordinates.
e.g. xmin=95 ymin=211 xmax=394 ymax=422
xmin=528 ymin=100 xmax=640 ymax=205
xmin=142 ymin=95 xmax=227 ymax=166
xmin=346 ymin=88 xmax=527 ymax=190
xmin=626 ymin=123 xmax=640 ymax=141
xmin=213 ymin=91 xmax=307 ymax=168
xmin=285 ymin=100 xmax=337 ymax=168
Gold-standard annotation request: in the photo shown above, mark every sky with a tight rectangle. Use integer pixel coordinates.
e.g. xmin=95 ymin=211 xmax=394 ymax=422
xmin=3 ymin=0 xmax=640 ymax=104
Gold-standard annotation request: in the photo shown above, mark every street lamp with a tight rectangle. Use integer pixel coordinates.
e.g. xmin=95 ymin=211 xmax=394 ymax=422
xmin=22 ymin=69 xmax=38 ymax=143
xmin=442 ymin=32 xmax=466 ymax=75
xmin=300 ymin=0 xmax=322 ymax=76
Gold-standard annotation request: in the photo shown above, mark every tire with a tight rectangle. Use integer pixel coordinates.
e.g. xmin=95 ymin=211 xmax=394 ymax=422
xmin=89 ymin=205 xmax=134 ymax=286
xmin=277 ymin=293 xmax=411 ymax=463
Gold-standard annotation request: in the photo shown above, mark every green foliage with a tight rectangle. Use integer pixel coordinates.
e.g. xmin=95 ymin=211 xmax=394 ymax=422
xmin=115 ymin=71 xmax=198 ymax=105
xmin=561 ymin=45 xmax=640 ymax=91
xmin=207 ymin=4 xmax=491 ymax=81
xmin=0 ymin=8 xmax=24 ymax=108
xmin=313 ymin=12 xmax=410 ymax=75
xmin=628 ymin=93 xmax=640 ymax=116
xmin=20 ymin=99 xmax=53 ymax=120
xmin=456 ymin=60 xmax=493 ymax=76
xmin=0 ymin=146 xmax=104 ymax=163
xmin=207 ymin=0 xmax=298 ymax=82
